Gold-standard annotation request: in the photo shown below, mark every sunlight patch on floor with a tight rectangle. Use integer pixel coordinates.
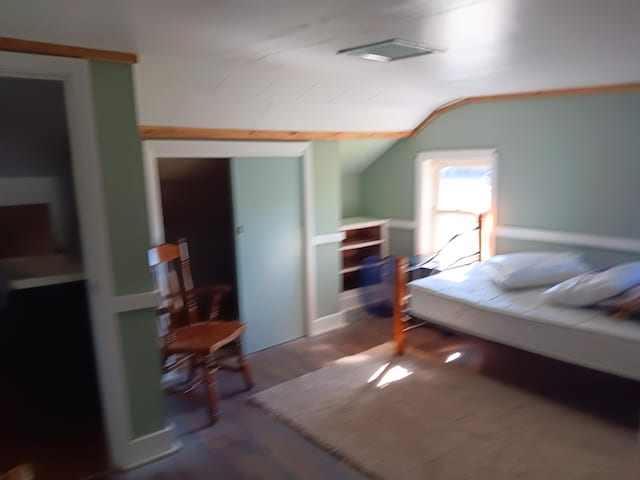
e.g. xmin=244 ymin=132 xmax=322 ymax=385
xmin=339 ymin=353 xmax=372 ymax=364
xmin=445 ymin=351 xmax=462 ymax=363
xmin=367 ymin=362 xmax=413 ymax=388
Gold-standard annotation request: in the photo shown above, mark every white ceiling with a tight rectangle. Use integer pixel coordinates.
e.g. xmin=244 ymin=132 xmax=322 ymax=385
xmin=2 ymin=0 xmax=640 ymax=132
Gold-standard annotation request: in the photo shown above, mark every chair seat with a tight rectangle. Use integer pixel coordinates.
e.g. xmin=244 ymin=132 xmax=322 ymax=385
xmin=166 ymin=321 xmax=246 ymax=355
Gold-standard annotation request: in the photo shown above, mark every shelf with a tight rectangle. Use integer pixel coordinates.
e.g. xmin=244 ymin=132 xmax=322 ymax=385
xmin=339 ymin=217 xmax=390 ymax=296
xmin=341 ymin=269 xmax=360 ymax=291
xmin=340 ymin=265 xmax=362 ymax=274
xmin=339 ymin=217 xmax=390 ymax=231
xmin=340 ymin=239 xmax=383 ymax=251
xmin=0 ymin=254 xmax=84 ymax=290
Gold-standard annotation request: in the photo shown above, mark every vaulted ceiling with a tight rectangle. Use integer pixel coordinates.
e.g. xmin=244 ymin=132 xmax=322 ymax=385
xmin=2 ymin=0 xmax=640 ymax=133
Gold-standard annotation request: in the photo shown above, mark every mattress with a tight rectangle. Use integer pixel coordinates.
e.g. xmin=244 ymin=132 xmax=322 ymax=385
xmin=409 ymin=265 xmax=640 ymax=381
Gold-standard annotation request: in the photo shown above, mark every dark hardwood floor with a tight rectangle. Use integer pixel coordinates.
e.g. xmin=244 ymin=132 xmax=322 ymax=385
xmin=0 ymin=282 xmax=108 ymax=480
xmin=98 ymin=309 xmax=640 ymax=480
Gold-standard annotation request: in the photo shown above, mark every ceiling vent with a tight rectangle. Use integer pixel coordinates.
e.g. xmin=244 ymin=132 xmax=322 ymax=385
xmin=337 ymin=38 xmax=439 ymax=62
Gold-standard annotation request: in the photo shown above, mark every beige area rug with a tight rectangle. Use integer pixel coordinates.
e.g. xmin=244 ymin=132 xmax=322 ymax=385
xmin=250 ymin=343 xmax=639 ymax=480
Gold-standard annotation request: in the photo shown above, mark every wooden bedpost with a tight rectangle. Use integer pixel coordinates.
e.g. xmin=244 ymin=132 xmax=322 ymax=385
xmin=393 ymin=256 xmax=408 ymax=356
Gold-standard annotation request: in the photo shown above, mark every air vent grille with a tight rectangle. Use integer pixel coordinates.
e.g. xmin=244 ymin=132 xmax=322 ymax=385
xmin=337 ymin=38 xmax=439 ymax=62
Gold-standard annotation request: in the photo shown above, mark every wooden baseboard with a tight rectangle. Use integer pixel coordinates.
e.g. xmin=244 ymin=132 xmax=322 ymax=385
xmin=310 ymin=311 xmax=347 ymax=336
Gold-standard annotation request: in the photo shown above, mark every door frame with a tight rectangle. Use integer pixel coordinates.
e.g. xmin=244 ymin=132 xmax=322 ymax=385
xmin=0 ymin=53 xmax=153 ymax=468
xmin=142 ymin=140 xmax=317 ymax=337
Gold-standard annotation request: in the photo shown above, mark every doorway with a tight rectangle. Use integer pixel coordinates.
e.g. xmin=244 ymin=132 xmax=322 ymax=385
xmin=152 ymin=152 xmax=307 ymax=354
xmin=0 ymin=77 xmax=107 ymax=478
xmin=158 ymin=157 xmax=239 ymax=318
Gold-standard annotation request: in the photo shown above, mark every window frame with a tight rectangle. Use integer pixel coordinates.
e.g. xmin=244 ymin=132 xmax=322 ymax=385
xmin=414 ymin=149 xmax=498 ymax=258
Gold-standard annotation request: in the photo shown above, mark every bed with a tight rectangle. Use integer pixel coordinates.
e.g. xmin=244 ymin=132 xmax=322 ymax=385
xmin=393 ymin=260 xmax=640 ymax=381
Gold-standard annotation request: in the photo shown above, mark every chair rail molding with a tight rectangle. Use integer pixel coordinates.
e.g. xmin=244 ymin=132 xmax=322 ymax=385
xmin=495 ymin=226 xmax=640 ymax=254
xmin=389 ymin=219 xmax=416 ymax=230
xmin=111 ymin=291 xmax=161 ymax=313
xmin=313 ymin=232 xmax=346 ymax=246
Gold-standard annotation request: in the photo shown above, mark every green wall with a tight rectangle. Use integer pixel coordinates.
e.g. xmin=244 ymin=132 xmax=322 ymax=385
xmin=312 ymin=141 xmax=341 ymax=318
xmin=341 ymin=172 xmax=360 ymax=217
xmin=337 ymin=139 xmax=398 ymax=217
xmin=90 ymin=62 xmax=156 ymax=295
xmin=90 ymin=61 xmax=165 ymax=438
xmin=316 ymin=243 xmax=340 ymax=317
xmin=362 ymin=91 xmax=640 ymax=261
xmin=362 ymin=139 xmax=417 ymax=223
xmin=313 ymin=141 xmax=340 ymax=234
xmin=496 ymin=237 xmax=640 ymax=267
xmin=118 ymin=310 xmax=165 ymax=437
xmin=337 ymin=138 xmax=398 ymax=174
xmin=389 ymin=229 xmax=414 ymax=257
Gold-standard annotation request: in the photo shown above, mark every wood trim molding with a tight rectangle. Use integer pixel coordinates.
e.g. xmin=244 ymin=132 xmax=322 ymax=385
xmin=313 ymin=232 xmax=346 ymax=246
xmin=411 ymin=82 xmax=640 ymax=136
xmin=338 ymin=288 xmax=363 ymax=312
xmin=122 ymin=424 xmax=180 ymax=470
xmin=389 ymin=219 xmax=416 ymax=230
xmin=111 ymin=291 xmax=160 ymax=313
xmin=138 ymin=126 xmax=412 ymax=141
xmin=10 ymin=273 xmax=85 ymax=291
xmin=138 ymin=82 xmax=640 ymax=142
xmin=310 ymin=311 xmax=347 ymax=336
xmin=0 ymin=37 xmax=138 ymax=64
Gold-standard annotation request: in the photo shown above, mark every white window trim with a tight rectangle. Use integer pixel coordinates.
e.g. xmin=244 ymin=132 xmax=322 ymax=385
xmin=414 ymin=149 xmax=499 ymax=256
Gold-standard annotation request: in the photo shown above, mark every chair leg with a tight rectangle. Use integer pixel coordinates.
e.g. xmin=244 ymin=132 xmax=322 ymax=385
xmin=186 ymin=355 xmax=197 ymax=383
xmin=235 ymin=339 xmax=254 ymax=390
xmin=203 ymin=357 xmax=220 ymax=426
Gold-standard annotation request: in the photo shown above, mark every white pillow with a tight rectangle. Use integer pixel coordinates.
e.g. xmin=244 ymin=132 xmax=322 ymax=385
xmin=482 ymin=251 xmax=590 ymax=290
xmin=542 ymin=261 xmax=640 ymax=307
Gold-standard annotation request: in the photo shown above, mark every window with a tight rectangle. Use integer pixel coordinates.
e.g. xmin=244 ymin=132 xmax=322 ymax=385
xmin=416 ymin=151 xmax=495 ymax=269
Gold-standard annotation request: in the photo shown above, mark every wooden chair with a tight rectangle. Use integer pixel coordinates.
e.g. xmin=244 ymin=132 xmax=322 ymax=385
xmin=148 ymin=238 xmax=253 ymax=426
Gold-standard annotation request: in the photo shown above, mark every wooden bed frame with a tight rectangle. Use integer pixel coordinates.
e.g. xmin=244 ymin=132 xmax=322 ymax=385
xmin=393 ymin=212 xmax=490 ymax=355
xmin=392 ymin=255 xmax=640 ymax=367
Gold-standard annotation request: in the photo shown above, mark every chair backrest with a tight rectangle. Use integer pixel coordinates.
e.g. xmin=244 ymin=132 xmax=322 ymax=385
xmin=148 ymin=238 xmax=199 ymax=328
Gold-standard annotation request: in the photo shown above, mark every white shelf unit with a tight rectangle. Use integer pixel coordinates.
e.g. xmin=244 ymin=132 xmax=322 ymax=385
xmin=0 ymin=254 xmax=84 ymax=290
xmin=338 ymin=217 xmax=389 ymax=311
